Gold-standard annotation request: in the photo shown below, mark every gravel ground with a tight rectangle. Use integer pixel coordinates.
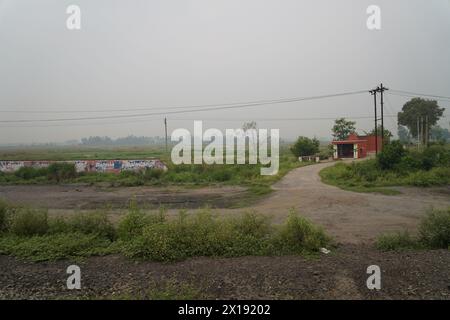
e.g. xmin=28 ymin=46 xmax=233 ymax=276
xmin=1 ymin=245 xmax=449 ymax=300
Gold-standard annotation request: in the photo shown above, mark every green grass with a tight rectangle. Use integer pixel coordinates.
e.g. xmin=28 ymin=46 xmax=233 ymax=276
xmin=0 ymin=201 xmax=331 ymax=262
xmin=320 ymin=160 xmax=450 ymax=195
xmin=0 ymin=233 xmax=114 ymax=262
xmin=376 ymin=207 xmax=450 ymax=251
xmin=320 ymin=144 xmax=450 ymax=194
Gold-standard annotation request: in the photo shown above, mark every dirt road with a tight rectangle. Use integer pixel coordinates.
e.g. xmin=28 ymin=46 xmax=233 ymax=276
xmin=1 ymin=162 xmax=449 ymax=244
xmin=245 ymin=162 xmax=450 ymax=243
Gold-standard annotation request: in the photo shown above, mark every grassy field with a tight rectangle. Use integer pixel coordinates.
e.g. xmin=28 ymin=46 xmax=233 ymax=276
xmin=0 ymin=145 xmax=311 ymax=198
xmin=0 ymin=145 xmax=167 ymax=161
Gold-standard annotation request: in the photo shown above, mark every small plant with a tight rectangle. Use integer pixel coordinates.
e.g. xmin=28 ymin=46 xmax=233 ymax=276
xmin=47 ymin=163 xmax=77 ymax=182
xmin=377 ymin=208 xmax=450 ymax=251
xmin=376 ymin=231 xmax=419 ymax=251
xmin=69 ymin=211 xmax=116 ymax=240
xmin=272 ymin=210 xmax=331 ymax=253
xmin=0 ymin=200 xmax=10 ymax=232
xmin=10 ymin=208 xmax=49 ymax=237
xmin=419 ymin=208 xmax=450 ymax=249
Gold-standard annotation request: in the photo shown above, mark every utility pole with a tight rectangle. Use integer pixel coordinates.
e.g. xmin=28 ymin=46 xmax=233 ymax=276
xmin=164 ymin=117 xmax=168 ymax=153
xmin=370 ymin=89 xmax=378 ymax=155
xmin=379 ymin=83 xmax=388 ymax=147
xmin=417 ymin=117 xmax=420 ymax=150
xmin=370 ymin=84 xmax=388 ymax=151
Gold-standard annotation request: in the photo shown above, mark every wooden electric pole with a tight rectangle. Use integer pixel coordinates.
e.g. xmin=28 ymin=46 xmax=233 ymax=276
xmin=371 ymin=83 xmax=389 ymax=151
xmin=370 ymin=89 xmax=378 ymax=155
xmin=164 ymin=117 xmax=168 ymax=153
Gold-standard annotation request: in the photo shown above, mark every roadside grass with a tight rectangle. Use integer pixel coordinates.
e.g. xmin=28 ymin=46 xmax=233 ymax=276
xmin=320 ymin=145 xmax=450 ymax=195
xmin=0 ymin=201 xmax=332 ymax=262
xmin=376 ymin=207 xmax=450 ymax=251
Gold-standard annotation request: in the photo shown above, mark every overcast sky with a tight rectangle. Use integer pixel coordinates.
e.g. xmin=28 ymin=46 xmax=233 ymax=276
xmin=0 ymin=0 xmax=449 ymax=144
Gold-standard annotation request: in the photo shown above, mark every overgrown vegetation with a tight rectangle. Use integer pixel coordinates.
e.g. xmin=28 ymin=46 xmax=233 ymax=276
xmin=376 ymin=207 xmax=450 ymax=251
xmin=0 ymin=200 xmax=331 ymax=262
xmin=320 ymin=143 xmax=450 ymax=193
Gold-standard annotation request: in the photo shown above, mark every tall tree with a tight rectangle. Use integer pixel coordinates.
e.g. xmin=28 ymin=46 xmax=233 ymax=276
xmin=397 ymin=98 xmax=444 ymax=144
xmin=332 ymin=118 xmax=356 ymax=140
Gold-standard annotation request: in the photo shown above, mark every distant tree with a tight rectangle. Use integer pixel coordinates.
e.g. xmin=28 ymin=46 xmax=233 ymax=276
xmin=397 ymin=98 xmax=444 ymax=144
xmin=397 ymin=125 xmax=412 ymax=144
xmin=242 ymin=121 xmax=257 ymax=131
xmin=290 ymin=136 xmax=320 ymax=157
xmin=332 ymin=118 xmax=356 ymax=140
xmin=365 ymin=125 xmax=393 ymax=140
xmin=242 ymin=121 xmax=258 ymax=150
xmin=430 ymin=125 xmax=450 ymax=143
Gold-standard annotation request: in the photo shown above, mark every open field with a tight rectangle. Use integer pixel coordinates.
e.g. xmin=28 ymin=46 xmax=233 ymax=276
xmin=0 ymin=146 xmax=167 ymax=161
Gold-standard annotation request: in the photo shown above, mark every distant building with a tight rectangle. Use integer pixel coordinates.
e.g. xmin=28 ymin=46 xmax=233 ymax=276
xmin=332 ymin=133 xmax=383 ymax=159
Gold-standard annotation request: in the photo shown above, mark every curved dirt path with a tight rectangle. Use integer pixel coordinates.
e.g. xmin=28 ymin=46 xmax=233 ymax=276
xmin=237 ymin=162 xmax=450 ymax=244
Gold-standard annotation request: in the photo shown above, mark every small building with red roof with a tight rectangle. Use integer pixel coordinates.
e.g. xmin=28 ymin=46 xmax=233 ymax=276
xmin=332 ymin=133 xmax=383 ymax=159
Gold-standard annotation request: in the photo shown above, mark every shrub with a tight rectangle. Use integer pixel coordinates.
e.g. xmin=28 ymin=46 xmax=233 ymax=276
xmin=14 ymin=167 xmax=47 ymax=180
xmin=117 ymin=205 xmax=165 ymax=241
xmin=0 ymin=200 xmax=10 ymax=232
xmin=144 ymin=168 xmax=165 ymax=181
xmin=68 ymin=211 xmax=116 ymax=240
xmin=47 ymin=163 xmax=77 ymax=182
xmin=419 ymin=208 xmax=450 ymax=249
xmin=10 ymin=208 xmax=49 ymax=236
xmin=376 ymin=231 xmax=419 ymax=251
xmin=272 ymin=210 xmax=331 ymax=253
xmin=377 ymin=141 xmax=406 ymax=170
xmin=376 ymin=208 xmax=450 ymax=251
xmin=290 ymin=137 xmax=320 ymax=157
xmin=121 ymin=209 xmax=329 ymax=262
xmin=420 ymin=145 xmax=450 ymax=170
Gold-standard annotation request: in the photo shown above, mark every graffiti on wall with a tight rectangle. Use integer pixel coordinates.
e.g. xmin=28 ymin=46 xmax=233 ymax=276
xmin=0 ymin=159 xmax=167 ymax=174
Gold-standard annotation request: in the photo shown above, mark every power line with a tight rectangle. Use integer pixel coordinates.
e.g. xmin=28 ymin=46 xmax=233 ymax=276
xmin=0 ymin=90 xmax=368 ymax=123
xmin=0 ymin=91 xmax=368 ymax=114
xmin=389 ymin=90 xmax=450 ymax=101
xmin=0 ymin=114 xmax=403 ymax=129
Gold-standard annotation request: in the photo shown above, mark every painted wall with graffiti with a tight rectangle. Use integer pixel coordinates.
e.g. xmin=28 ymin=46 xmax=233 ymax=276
xmin=0 ymin=159 xmax=167 ymax=174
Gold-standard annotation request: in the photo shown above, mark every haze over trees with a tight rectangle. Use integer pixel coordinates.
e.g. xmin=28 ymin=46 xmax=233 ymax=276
xmin=397 ymin=98 xmax=445 ymax=145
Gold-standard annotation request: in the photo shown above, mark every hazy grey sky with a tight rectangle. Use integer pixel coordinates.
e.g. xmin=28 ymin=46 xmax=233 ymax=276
xmin=0 ymin=0 xmax=449 ymax=144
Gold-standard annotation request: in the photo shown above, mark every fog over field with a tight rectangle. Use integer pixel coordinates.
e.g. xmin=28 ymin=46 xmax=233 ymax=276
xmin=0 ymin=0 xmax=449 ymax=144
